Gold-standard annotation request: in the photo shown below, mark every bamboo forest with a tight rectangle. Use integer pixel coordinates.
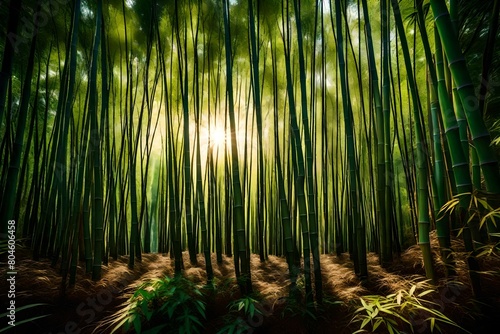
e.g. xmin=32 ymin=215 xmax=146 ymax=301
xmin=1 ymin=0 xmax=500 ymax=333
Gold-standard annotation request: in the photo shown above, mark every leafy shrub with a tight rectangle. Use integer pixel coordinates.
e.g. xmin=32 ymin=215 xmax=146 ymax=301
xmin=439 ymin=191 xmax=500 ymax=235
xmin=110 ymin=275 xmax=206 ymax=334
xmin=216 ymin=295 xmax=264 ymax=334
xmin=351 ymin=284 xmax=466 ymax=334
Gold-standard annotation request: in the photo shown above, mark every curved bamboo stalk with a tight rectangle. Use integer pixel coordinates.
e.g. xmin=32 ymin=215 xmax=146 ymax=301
xmin=391 ymin=0 xmax=435 ymax=282
xmin=223 ymin=0 xmax=252 ymax=294
xmin=431 ymin=0 xmax=500 ymax=194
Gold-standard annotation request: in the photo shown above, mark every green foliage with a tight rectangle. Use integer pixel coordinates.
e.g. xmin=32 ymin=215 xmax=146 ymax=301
xmin=213 ymin=276 xmax=238 ymax=295
xmin=281 ymin=295 xmax=318 ymax=321
xmin=0 ymin=303 xmax=50 ymax=333
xmin=274 ymin=275 xmax=315 ymax=320
xmin=0 ymin=237 xmax=27 ymax=255
xmin=110 ymin=276 xmax=206 ymax=334
xmin=350 ymin=283 xmax=466 ymax=333
xmin=490 ymin=119 xmax=500 ymax=147
xmin=475 ymin=239 xmax=500 ymax=276
xmin=216 ymin=316 xmax=253 ymax=334
xmin=476 ymin=238 xmax=500 ymax=258
xmin=280 ymin=280 xmax=342 ymax=322
xmin=438 ymin=191 xmax=500 ymax=234
xmin=216 ymin=295 xmax=263 ymax=334
xmin=228 ymin=295 xmax=263 ymax=319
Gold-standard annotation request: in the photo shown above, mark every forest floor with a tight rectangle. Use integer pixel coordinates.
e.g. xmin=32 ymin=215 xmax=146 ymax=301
xmin=2 ymin=232 xmax=500 ymax=334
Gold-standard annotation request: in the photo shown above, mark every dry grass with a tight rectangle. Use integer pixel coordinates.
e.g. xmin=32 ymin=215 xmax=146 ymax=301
xmin=2 ymin=232 xmax=499 ymax=334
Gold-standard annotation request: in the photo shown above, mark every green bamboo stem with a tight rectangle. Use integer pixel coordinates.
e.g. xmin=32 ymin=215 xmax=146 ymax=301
xmin=0 ymin=6 xmax=39 ymax=235
xmin=333 ymin=0 xmax=367 ymax=278
xmin=0 ymin=0 xmax=21 ymax=127
xmin=223 ymin=0 xmax=252 ymax=294
xmin=391 ymin=0 xmax=435 ymax=282
xmin=294 ymin=0 xmax=323 ymax=302
xmin=280 ymin=0 xmax=312 ymax=303
xmin=89 ymin=0 xmax=104 ymax=280
xmin=431 ymin=0 xmax=500 ymax=194
xmin=381 ymin=0 xmax=393 ymax=266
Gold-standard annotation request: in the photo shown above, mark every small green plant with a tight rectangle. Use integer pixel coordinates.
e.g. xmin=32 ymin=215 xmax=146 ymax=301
xmin=216 ymin=295 xmax=263 ymax=334
xmin=438 ymin=191 xmax=500 ymax=233
xmin=475 ymin=238 xmax=500 ymax=277
xmin=351 ymin=284 xmax=467 ymax=334
xmin=281 ymin=295 xmax=317 ymax=320
xmin=476 ymin=238 xmax=500 ymax=259
xmin=210 ymin=276 xmax=239 ymax=298
xmin=108 ymin=275 xmax=206 ymax=334
xmin=217 ymin=296 xmax=263 ymax=334
xmin=228 ymin=295 xmax=263 ymax=318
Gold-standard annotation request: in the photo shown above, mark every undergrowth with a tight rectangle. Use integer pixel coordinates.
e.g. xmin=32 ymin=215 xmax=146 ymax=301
xmin=217 ymin=295 xmax=264 ymax=334
xmin=88 ymin=248 xmax=499 ymax=334
xmin=351 ymin=280 xmax=469 ymax=334
xmin=105 ymin=275 xmax=206 ymax=334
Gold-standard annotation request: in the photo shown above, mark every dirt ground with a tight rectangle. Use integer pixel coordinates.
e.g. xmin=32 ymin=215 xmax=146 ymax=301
xmin=2 ymin=232 xmax=499 ymax=334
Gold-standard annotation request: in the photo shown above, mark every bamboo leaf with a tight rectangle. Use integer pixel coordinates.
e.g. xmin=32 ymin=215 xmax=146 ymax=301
xmin=360 ymin=298 xmax=372 ymax=312
xmin=387 ymin=322 xmax=395 ymax=334
xmin=0 ymin=314 xmax=51 ymax=333
xmin=358 ymin=316 xmax=368 ymax=329
xmin=373 ymin=318 xmax=383 ymax=331
xmin=418 ymin=289 xmax=435 ymax=297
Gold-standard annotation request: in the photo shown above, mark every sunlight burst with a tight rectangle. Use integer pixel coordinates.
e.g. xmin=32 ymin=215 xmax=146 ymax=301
xmin=210 ymin=126 xmax=226 ymax=149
